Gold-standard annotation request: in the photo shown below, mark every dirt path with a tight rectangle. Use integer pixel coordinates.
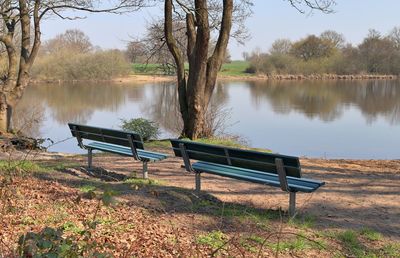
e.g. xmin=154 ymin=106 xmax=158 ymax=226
xmin=42 ymin=151 xmax=400 ymax=240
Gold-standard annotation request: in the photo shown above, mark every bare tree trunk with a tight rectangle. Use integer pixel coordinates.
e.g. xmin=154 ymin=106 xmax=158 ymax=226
xmin=0 ymin=94 xmax=8 ymax=132
xmin=0 ymin=0 xmax=41 ymax=133
xmin=164 ymin=0 xmax=233 ymax=139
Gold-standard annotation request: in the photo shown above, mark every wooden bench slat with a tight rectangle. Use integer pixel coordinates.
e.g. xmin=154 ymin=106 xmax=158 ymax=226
xmin=171 ymin=140 xmax=302 ymax=178
xmin=69 ymin=123 xmax=144 ymax=149
xmin=192 ymin=161 xmax=323 ymax=192
xmin=194 ymin=161 xmax=325 ymax=187
xmin=192 ymin=163 xmax=316 ymax=192
xmin=171 ymin=147 xmax=299 ymax=170
xmin=87 ymin=142 xmax=168 ymax=161
xmin=69 ymin=123 xmax=169 ymax=179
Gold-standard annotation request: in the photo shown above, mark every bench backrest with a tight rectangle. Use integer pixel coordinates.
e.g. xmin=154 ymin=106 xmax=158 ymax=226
xmin=68 ymin=123 xmax=144 ymax=150
xmin=170 ymin=139 xmax=302 ymax=178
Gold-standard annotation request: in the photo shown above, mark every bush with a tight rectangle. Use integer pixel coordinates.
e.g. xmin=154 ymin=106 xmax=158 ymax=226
xmin=120 ymin=118 xmax=160 ymax=141
xmin=32 ymin=49 xmax=130 ymax=80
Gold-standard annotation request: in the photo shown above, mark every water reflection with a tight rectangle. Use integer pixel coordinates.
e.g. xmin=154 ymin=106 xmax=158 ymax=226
xmin=14 ymin=80 xmax=400 ymax=158
xmin=141 ymin=82 xmax=230 ymax=135
xmin=247 ymin=80 xmax=400 ymax=124
xmin=17 ymin=82 xmax=145 ymax=124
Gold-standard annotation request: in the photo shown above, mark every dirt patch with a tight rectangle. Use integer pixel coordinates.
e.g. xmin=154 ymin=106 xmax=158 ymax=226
xmin=35 ymin=151 xmax=400 ymax=240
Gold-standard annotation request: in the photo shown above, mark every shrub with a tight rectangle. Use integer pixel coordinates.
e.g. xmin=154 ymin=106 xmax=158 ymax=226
xmin=32 ymin=49 xmax=130 ymax=80
xmin=120 ymin=118 xmax=160 ymax=141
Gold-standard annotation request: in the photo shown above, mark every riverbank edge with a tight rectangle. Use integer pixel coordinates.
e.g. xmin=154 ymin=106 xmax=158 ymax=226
xmin=30 ymin=73 xmax=399 ymax=84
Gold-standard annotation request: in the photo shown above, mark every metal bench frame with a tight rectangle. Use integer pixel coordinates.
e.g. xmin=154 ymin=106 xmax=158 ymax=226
xmin=176 ymin=142 xmax=323 ymax=217
xmin=70 ymin=124 xmax=165 ymax=179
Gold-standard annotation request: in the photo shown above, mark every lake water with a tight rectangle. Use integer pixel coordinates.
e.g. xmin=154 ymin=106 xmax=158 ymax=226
xmin=15 ymin=80 xmax=400 ymax=159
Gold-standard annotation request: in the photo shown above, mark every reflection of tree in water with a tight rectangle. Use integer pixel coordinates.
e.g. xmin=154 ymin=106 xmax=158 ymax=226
xmin=347 ymin=80 xmax=400 ymax=125
xmin=13 ymin=98 xmax=45 ymax=138
xmin=17 ymin=82 xmax=145 ymax=124
xmin=142 ymin=82 xmax=229 ymax=135
xmin=248 ymin=80 xmax=400 ymax=124
xmin=142 ymin=83 xmax=181 ymax=135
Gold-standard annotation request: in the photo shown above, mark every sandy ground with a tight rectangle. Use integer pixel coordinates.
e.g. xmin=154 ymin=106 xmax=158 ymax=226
xmin=32 ymin=150 xmax=400 ymax=241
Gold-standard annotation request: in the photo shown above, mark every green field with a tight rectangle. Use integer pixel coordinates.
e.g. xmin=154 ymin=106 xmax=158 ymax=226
xmin=132 ymin=61 xmax=253 ymax=77
xmin=219 ymin=61 xmax=252 ymax=76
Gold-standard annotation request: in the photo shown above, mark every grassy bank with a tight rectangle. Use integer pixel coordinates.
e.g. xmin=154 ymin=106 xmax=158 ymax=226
xmin=131 ymin=61 xmax=398 ymax=81
xmin=132 ymin=61 xmax=253 ymax=77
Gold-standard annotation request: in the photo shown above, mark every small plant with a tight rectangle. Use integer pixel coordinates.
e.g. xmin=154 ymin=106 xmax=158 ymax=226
xmin=124 ymin=177 xmax=160 ymax=186
xmin=120 ymin=118 xmax=160 ymax=141
xmin=360 ymin=228 xmax=382 ymax=241
xmin=196 ymin=230 xmax=227 ymax=249
xmin=288 ymin=214 xmax=316 ymax=229
xmin=17 ymin=189 xmax=116 ymax=257
xmin=336 ymin=230 xmax=365 ymax=257
xmin=382 ymin=243 xmax=400 ymax=257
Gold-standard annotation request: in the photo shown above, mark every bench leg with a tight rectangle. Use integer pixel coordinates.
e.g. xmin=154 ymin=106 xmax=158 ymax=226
xmin=87 ymin=148 xmax=93 ymax=168
xmin=289 ymin=192 xmax=296 ymax=217
xmin=142 ymin=161 xmax=148 ymax=179
xmin=195 ymin=173 xmax=201 ymax=193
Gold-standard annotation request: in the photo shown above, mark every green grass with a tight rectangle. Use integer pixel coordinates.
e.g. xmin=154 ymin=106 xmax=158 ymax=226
xmin=144 ymin=140 xmax=172 ymax=149
xmin=196 ymin=230 xmax=227 ymax=249
xmin=132 ymin=63 xmax=166 ymax=75
xmin=124 ymin=177 xmax=162 ymax=187
xmin=41 ymin=161 xmax=81 ymax=171
xmin=360 ymin=228 xmax=383 ymax=241
xmin=194 ymin=137 xmax=248 ymax=148
xmin=145 ymin=137 xmax=271 ymax=153
xmin=271 ymin=233 xmax=327 ymax=252
xmin=219 ymin=61 xmax=252 ymax=76
xmin=381 ymin=243 xmax=400 ymax=257
xmin=131 ymin=61 xmax=252 ymax=77
xmin=190 ymin=137 xmax=271 ymax=152
xmin=0 ymin=160 xmax=46 ymax=173
xmin=62 ymin=221 xmax=85 ymax=234
xmin=79 ymin=185 xmax=97 ymax=193
xmin=288 ymin=215 xmax=316 ymax=229
xmin=336 ymin=230 xmax=366 ymax=257
xmin=241 ymin=235 xmax=267 ymax=253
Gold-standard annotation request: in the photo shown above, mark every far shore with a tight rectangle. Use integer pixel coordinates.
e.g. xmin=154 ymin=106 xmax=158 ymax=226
xmin=31 ymin=73 xmax=399 ymax=85
xmin=114 ymin=73 xmax=399 ymax=82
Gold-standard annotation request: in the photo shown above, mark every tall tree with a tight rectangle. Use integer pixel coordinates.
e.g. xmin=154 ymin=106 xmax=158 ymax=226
xmin=164 ymin=0 xmax=251 ymax=139
xmin=0 ymin=0 xmax=146 ymax=133
xmin=164 ymin=0 xmax=335 ymax=139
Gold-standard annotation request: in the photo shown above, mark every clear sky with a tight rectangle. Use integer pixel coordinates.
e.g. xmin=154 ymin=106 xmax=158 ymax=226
xmin=41 ymin=0 xmax=400 ymax=60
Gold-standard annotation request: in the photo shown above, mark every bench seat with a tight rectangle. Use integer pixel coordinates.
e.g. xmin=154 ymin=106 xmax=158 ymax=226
xmin=192 ymin=161 xmax=324 ymax=193
xmin=87 ymin=142 xmax=168 ymax=162
xmin=69 ymin=123 xmax=169 ymax=179
xmin=170 ymin=139 xmax=326 ymax=216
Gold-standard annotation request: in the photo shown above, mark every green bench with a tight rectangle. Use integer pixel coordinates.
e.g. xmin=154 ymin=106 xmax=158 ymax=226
xmin=68 ymin=123 xmax=169 ymax=179
xmin=170 ymin=139 xmax=325 ymax=216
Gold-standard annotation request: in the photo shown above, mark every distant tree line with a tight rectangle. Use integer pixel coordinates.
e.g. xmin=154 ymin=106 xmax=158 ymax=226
xmin=244 ymin=28 xmax=400 ymax=75
xmin=32 ymin=29 xmax=130 ymax=81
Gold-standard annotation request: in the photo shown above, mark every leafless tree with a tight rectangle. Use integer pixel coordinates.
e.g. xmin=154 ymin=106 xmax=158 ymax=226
xmin=388 ymin=26 xmax=400 ymax=49
xmin=126 ymin=40 xmax=147 ymax=63
xmin=0 ymin=0 xmax=148 ymax=133
xmin=269 ymin=39 xmax=292 ymax=55
xmin=320 ymin=30 xmax=345 ymax=49
xmin=43 ymin=29 xmax=93 ymax=54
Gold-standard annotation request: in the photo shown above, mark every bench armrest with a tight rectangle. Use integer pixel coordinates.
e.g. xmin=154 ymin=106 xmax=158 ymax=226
xmin=275 ymin=158 xmax=292 ymax=192
xmin=179 ymin=143 xmax=193 ymax=172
